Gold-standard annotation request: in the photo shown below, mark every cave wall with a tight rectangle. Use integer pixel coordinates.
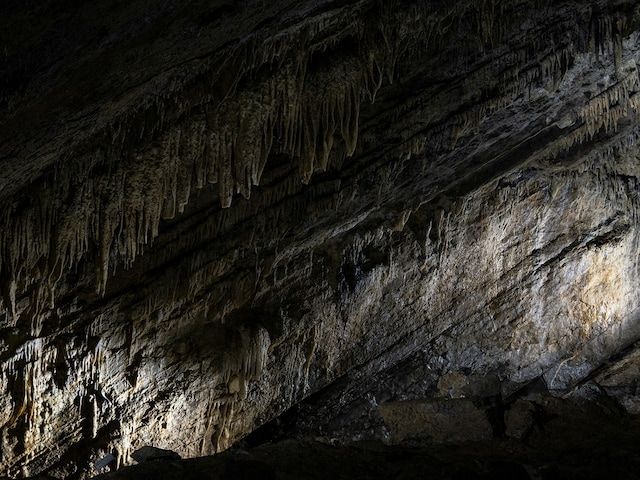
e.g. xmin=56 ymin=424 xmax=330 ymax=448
xmin=2 ymin=0 xmax=640 ymax=477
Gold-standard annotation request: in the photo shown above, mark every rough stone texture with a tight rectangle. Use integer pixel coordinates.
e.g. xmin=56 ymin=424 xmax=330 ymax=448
xmin=2 ymin=0 xmax=640 ymax=478
xmin=504 ymin=399 xmax=536 ymax=439
xmin=378 ymin=398 xmax=494 ymax=444
xmin=595 ymin=342 xmax=640 ymax=413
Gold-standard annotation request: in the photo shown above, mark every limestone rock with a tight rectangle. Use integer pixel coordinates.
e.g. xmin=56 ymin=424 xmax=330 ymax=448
xmin=378 ymin=399 xmax=494 ymax=444
xmin=2 ymin=0 xmax=640 ymax=477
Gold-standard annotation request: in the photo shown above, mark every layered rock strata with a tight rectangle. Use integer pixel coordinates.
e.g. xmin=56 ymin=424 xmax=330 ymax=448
xmin=1 ymin=0 xmax=640 ymax=477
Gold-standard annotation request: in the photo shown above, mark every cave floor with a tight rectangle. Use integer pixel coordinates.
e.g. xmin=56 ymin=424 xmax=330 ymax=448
xmin=96 ymin=390 xmax=640 ymax=480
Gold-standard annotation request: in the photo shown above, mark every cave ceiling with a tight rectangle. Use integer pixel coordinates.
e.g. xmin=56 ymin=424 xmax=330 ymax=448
xmin=2 ymin=0 xmax=640 ymax=478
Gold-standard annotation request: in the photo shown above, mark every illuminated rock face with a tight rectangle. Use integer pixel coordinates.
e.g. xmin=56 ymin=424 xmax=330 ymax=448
xmin=2 ymin=0 xmax=640 ymax=477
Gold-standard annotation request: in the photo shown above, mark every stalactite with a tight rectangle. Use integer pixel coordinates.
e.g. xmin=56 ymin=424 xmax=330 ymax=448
xmin=542 ymin=66 xmax=640 ymax=159
xmin=302 ymin=324 xmax=319 ymax=392
xmin=221 ymin=326 xmax=270 ymax=401
xmin=213 ymin=400 xmax=234 ymax=452
xmin=0 ymin=0 xmax=635 ymax=363
xmin=0 ymin=0 xmax=554 ymax=310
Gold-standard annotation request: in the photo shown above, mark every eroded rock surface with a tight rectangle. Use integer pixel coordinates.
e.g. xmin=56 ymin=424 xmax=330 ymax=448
xmin=2 ymin=0 xmax=640 ymax=478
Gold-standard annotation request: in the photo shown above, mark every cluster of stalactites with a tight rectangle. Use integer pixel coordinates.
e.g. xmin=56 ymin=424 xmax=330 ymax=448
xmin=208 ymin=325 xmax=270 ymax=451
xmin=93 ymin=50 xmax=371 ymax=296
xmin=0 ymin=0 xmax=635 ymax=314
xmin=202 ymin=54 xmax=365 ymax=208
xmin=544 ymin=62 xmax=640 ymax=158
xmin=432 ymin=5 xmax=639 ymax=161
xmin=448 ymin=46 xmax=575 ymax=150
xmin=590 ymin=10 xmax=630 ymax=74
xmin=220 ymin=325 xmax=271 ymax=399
xmin=0 ymin=1 xmax=399 ymax=307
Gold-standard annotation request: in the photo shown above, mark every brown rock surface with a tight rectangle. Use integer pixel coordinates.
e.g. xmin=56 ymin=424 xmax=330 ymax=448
xmin=379 ymin=398 xmax=494 ymax=444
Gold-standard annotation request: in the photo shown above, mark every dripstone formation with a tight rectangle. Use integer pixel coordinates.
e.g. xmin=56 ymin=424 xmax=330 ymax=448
xmin=2 ymin=1 xmax=640 ymax=478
